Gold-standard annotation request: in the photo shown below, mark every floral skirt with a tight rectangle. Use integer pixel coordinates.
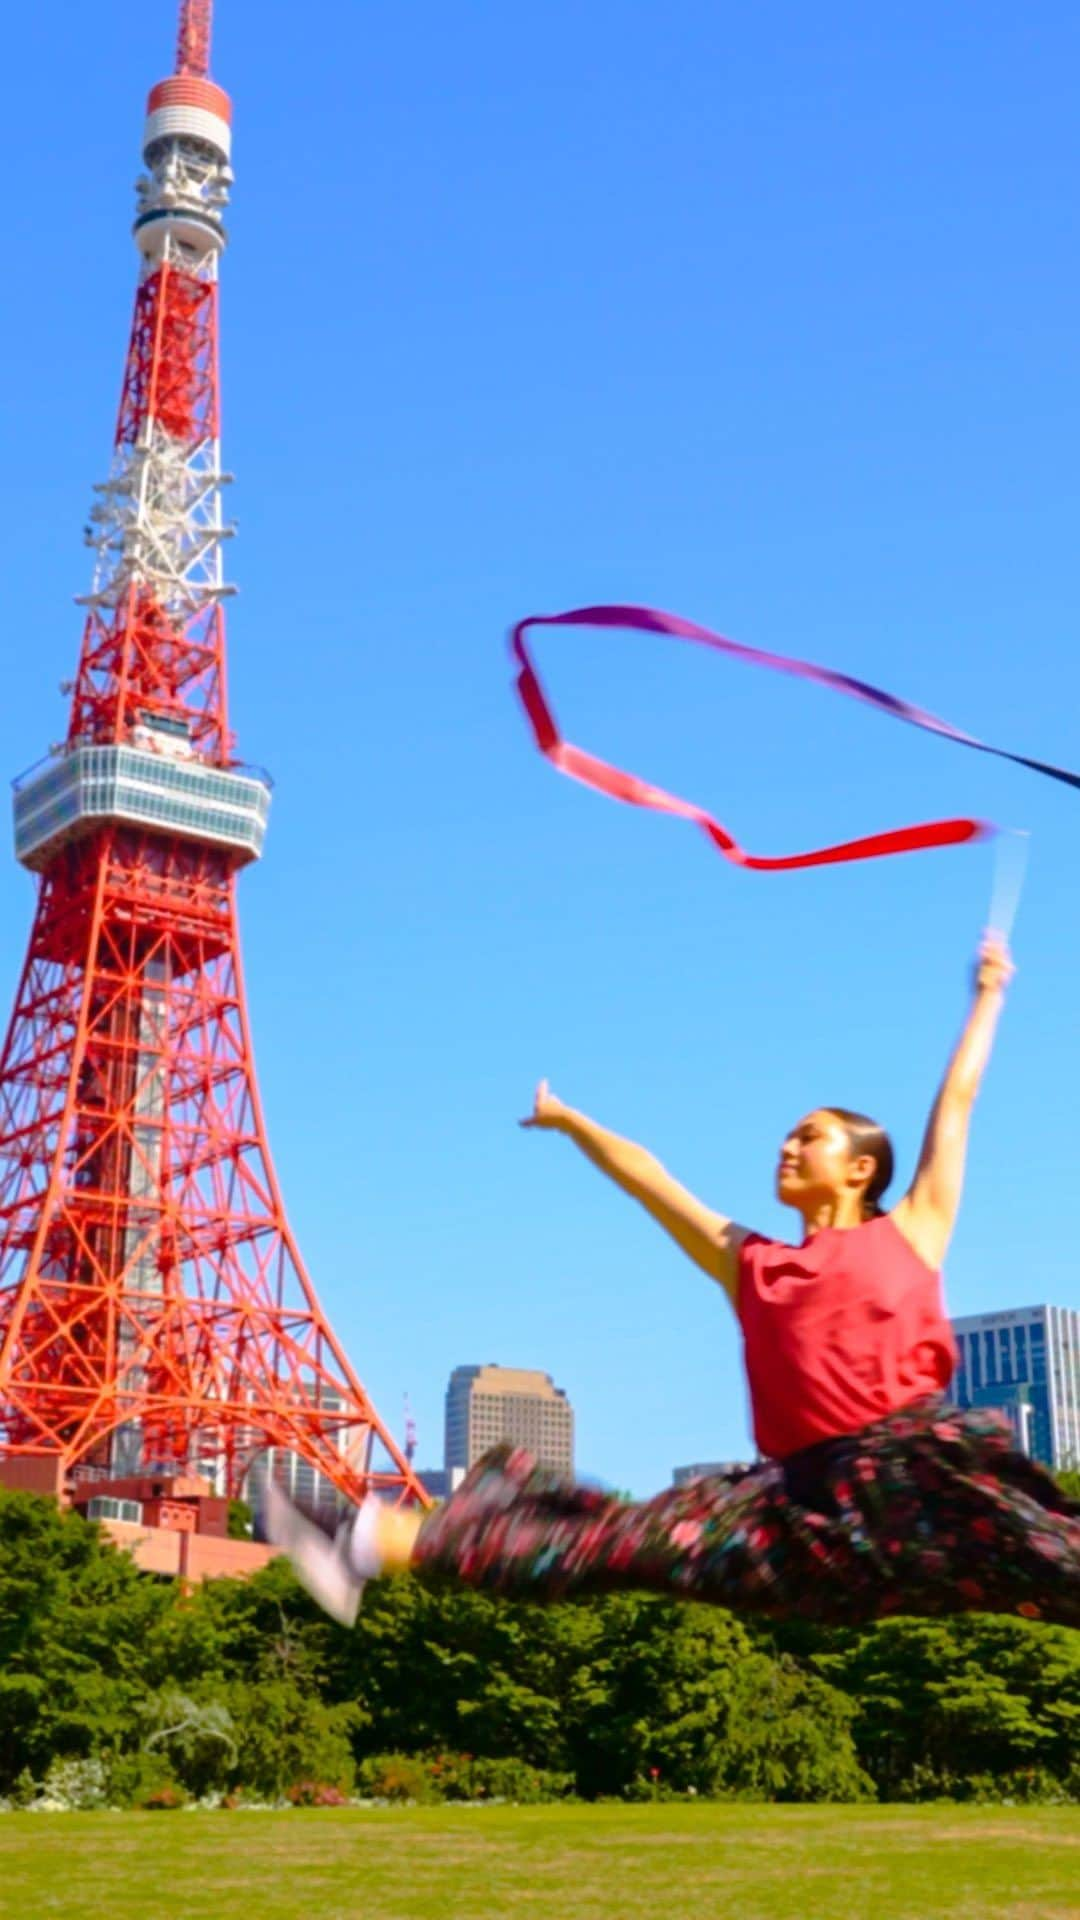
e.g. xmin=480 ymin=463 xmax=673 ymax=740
xmin=412 ymin=1399 xmax=1080 ymax=1628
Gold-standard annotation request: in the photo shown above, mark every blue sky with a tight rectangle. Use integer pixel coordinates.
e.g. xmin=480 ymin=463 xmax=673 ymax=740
xmin=1 ymin=2 xmax=1077 ymax=1493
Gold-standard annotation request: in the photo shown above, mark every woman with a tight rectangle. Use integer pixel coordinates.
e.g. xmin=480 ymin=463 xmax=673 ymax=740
xmin=266 ymin=934 xmax=1080 ymax=1628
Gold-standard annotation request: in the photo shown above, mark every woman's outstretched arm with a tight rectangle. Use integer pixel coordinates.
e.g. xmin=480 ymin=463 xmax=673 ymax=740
xmin=893 ymin=934 xmax=1014 ymax=1269
xmin=521 ymin=1080 xmax=747 ymax=1304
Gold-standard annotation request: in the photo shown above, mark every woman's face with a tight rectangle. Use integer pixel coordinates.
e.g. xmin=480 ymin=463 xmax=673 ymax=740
xmin=775 ymin=1110 xmax=869 ymax=1213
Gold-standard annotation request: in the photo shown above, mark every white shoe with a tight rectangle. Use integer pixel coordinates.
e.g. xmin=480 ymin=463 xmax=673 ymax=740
xmin=262 ymin=1481 xmax=382 ymax=1626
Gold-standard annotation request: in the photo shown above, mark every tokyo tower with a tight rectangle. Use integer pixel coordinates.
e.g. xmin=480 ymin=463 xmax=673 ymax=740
xmin=0 ymin=0 xmax=425 ymax=1507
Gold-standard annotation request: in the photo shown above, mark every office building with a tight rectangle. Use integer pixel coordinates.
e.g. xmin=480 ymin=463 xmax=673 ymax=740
xmin=948 ymin=1305 xmax=1080 ymax=1470
xmin=412 ymin=1467 xmax=465 ymax=1502
xmin=673 ymin=1460 xmax=751 ymax=1487
xmin=246 ymin=1392 xmax=349 ymax=1520
xmin=445 ymin=1365 xmax=574 ymax=1476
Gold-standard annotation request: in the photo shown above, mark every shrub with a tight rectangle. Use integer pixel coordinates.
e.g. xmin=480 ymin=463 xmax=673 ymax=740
xmin=354 ymin=1752 xmax=573 ymax=1804
xmin=895 ymin=1764 xmax=1074 ymax=1806
xmin=101 ymin=1750 xmax=174 ymax=1809
xmin=16 ymin=1757 xmax=111 ymax=1811
xmin=621 ymin=1774 xmax=686 ymax=1803
xmin=139 ymin=1690 xmax=238 ymax=1800
xmin=135 ymin=1782 xmax=189 ymax=1811
xmin=42 ymin=1756 xmax=110 ymax=1810
xmin=439 ymin=1754 xmax=574 ymax=1804
xmin=285 ymin=1781 xmax=351 ymax=1808
xmin=227 ymin=1683 xmax=358 ymax=1802
xmin=355 ymin=1754 xmax=436 ymax=1804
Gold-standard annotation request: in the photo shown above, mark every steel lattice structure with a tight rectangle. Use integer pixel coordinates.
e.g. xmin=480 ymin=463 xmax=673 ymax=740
xmin=0 ymin=1 xmax=425 ymax=1507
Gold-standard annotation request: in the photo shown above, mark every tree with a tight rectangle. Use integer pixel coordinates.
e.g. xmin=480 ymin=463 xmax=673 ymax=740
xmin=717 ymin=1654 xmax=873 ymax=1801
xmin=325 ymin=1574 xmax=573 ymax=1766
xmin=814 ymin=1614 xmax=1080 ymax=1795
xmin=0 ymin=1489 xmax=169 ymax=1791
xmin=2 ymin=1487 xmax=1076 ymax=1805
xmin=560 ymin=1594 xmax=749 ymax=1797
xmin=227 ymin=1499 xmax=253 ymax=1540
xmin=140 ymin=1690 xmax=238 ymax=1799
xmin=226 ymin=1680 xmax=361 ymax=1799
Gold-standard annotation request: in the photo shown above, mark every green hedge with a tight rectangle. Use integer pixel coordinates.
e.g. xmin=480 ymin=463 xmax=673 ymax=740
xmin=1 ymin=1487 xmax=1078 ymax=1807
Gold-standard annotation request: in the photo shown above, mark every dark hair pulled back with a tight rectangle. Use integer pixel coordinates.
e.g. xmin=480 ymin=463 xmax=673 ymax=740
xmin=826 ymin=1108 xmax=895 ymax=1220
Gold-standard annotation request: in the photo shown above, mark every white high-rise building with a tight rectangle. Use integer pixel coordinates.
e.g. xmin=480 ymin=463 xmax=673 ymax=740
xmin=246 ymin=1392 xmax=349 ymax=1520
xmin=948 ymin=1305 xmax=1080 ymax=1470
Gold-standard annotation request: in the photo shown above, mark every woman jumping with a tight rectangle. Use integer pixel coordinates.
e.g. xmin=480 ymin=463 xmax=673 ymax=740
xmin=265 ymin=934 xmax=1080 ymax=1629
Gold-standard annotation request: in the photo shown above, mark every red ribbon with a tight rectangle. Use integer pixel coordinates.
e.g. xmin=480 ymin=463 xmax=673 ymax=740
xmin=510 ymin=605 xmax=1002 ymax=872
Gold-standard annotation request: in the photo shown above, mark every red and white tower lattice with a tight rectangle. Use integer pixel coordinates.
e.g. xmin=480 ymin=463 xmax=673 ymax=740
xmin=0 ymin=1 xmax=425 ymax=1506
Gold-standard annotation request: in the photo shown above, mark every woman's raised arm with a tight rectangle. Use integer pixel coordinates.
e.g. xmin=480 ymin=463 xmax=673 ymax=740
xmin=521 ymin=1080 xmax=747 ymax=1304
xmin=893 ymin=935 xmax=1014 ymax=1269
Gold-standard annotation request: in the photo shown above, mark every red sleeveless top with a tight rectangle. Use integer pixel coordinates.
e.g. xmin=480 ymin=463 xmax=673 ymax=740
xmin=736 ymin=1214 xmax=957 ymax=1460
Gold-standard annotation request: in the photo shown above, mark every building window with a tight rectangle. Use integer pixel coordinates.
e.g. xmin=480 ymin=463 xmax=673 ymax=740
xmin=87 ymin=1496 xmax=142 ymax=1524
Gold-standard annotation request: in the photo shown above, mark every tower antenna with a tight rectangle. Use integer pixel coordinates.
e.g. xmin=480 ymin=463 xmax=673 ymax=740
xmin=177 ymin=1 xmax=214 ymax=78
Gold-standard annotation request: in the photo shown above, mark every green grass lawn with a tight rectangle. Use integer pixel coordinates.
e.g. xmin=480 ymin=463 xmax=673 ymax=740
xmin=1 ymin=1805 xmax=1078 ymax=1920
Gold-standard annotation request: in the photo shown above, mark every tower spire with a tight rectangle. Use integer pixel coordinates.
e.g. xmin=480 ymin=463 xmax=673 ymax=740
xmin=177 ymin=1 xmax=214 ymax=78
xmin=0 ymin=8 xmax=425 ymax=1511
